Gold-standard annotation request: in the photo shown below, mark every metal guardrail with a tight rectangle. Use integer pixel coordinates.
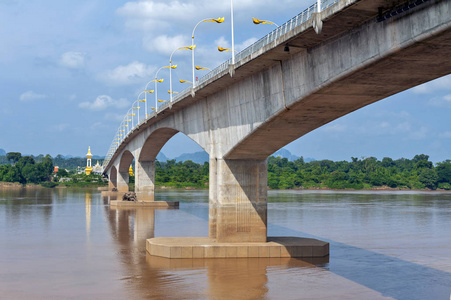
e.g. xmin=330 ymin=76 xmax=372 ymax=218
xmin=102 ymin=0 xmax=340 ymax=169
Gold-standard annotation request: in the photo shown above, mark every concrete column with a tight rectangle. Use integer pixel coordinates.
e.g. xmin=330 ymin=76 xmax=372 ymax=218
xmin=209 ymin=158 xmax=267 ymax=243
xmin=117 ymin=171 xmax=130 ymax=192
xmin=108 ymin=168 xmax=118 ymax=191
xmin=135 ymin=161 xmax=155 ymax=201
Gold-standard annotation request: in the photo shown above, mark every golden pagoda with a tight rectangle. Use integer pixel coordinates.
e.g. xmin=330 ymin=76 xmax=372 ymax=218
xmin=85 ymin=146 xmax=93 ymax=175
xmin=129 ymin=165 xmax=134 ymax=176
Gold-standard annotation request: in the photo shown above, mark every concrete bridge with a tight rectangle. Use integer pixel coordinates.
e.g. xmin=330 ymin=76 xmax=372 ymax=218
xmin=103 ymin=0 xmax=451 ymax=258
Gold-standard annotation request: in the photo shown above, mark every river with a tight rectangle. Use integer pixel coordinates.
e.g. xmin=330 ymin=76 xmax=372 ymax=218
xmin=0 ymin=188 xmax=450 ymax=299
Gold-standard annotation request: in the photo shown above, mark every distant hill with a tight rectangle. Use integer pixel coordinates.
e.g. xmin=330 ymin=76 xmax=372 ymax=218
xmin=156 ymin=152 xmax=169 ymax=162
xmin=272 ymin=148 xmax=316 ymax=162
xmin=174 ymin=151 xmax=209 ymax=164
xmin=272 ymin=149 xmax=300 ymax=161
xmin=157 ymin=149 xmax=314 ymax=164
xmin=0 ymin=148 xmax=5 ymax=156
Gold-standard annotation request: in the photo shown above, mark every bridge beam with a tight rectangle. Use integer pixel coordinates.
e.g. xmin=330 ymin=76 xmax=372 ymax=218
xmin=209 ymin=158 xmax=267 ymax=243
xmin=135 ymin=160 xmax=155 ymax=201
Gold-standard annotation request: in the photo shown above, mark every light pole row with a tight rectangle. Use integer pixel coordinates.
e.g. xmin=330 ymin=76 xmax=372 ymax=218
xmin=103 ymin=0 xmax=316 ymax=166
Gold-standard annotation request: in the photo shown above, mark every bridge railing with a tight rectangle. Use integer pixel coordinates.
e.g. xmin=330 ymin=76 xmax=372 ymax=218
xmin=102 ymin=0 xmax=340 ymax=169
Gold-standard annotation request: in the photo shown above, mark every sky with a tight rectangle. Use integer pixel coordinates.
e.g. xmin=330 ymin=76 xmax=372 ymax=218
xmin=0 ymin=0 xmax=450 ymax=163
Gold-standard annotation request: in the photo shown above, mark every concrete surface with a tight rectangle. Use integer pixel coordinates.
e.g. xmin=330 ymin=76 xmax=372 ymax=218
xmin=147 ymin=237 xmax=329 ymax=258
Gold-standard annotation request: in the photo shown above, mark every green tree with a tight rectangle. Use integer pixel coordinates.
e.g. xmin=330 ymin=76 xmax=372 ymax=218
xmin=418 ymin=168 xmax=438 ymax=189
xmin=6 ymin=152 xmax=21 ymax=164
xmin=3 ymin=166 xmax=23 ymax=183
xmin=436 ymin=160 xmax=451 ymax=184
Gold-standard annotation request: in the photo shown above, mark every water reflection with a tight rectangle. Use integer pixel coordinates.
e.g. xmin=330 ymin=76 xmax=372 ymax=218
xmin=1 ymin=188 xmax=450 ymax=299
xmin=103 ymin=194 xmax=330 ymax=299
xmin=0 ymin=187 xmax=54 ymax=230
xmin=86 ymin=193 xmax=91 ymax=239
xmin=145 ymin=256 xmax=328 ymax=299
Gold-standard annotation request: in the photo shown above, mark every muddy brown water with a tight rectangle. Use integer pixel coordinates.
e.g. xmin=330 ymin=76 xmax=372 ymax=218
xmin=1 ymin=188 xmax=450 ymax=299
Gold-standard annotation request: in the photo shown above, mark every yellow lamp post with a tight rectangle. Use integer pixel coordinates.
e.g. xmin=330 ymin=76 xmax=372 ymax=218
xmin=126 ymin=108 xmax=135 ymax=128
xmin=131 ymin=100 xmax=140 ymax=126
xmin=169 ymin=46 xmax=194 ymax=103
xmin=153 ymin=65 xmax=177 ymax=112
xmin=252 ymin=17 xmax=278 ymax=26
xmin=191 ymin=17 xmax=224 ymax=89
xmin=143 ymin=89 xmax=154 ymax=118
xmin=135 ymin=91 xmax=146 ymax=124
xmin=195 ymin=66 xmax=210 ymax=70
xmin=218 ymin=46 xmax=237 ymax=52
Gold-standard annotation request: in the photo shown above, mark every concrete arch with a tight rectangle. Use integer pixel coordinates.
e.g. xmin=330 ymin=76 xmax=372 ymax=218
xmin=119 ymin=150 xmax=134 ymax=173
xmin=139 ymin=128 xmax=179 ymax=162
xmin=138 ymin=127 xmax=208 ymax=162
xmin=108 ymin=166 xmax=117 ymax=190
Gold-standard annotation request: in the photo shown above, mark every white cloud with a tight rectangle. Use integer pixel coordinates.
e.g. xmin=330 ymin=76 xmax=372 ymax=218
xmin=79 ymin=95 xmax=130 ymax=111
xmin=19 ymin=91 xmax=47 ymax=102
xmin=409 ymin=126 xmax=428 ymax=140
xmin=104 ymin=112 xmax=127 ymax=122
xmin=411 ymin=74 xmax=451 ymax=94
xmin=99 ymin=61 xmax=155 ymax=85
xmin=117 ymin=1 xmax=203 ymax=32
xmin=55 ymin=123 xmax=69 ymax=132
xmin=322 ymin=123 xmax=347 ymax=133
xmin=143 ymin=34 xmax=191 ymax=55
xmin=237 ymin=37 xmax=258 ymax=52
xmin=214 ymin=36 xmax=258 ymax=52
xmin=427 ymin=94 xmax=451 ymax=108
xmin=215 ymin=36 xmax=229 ymax=48
xmin=90 ymin=122 xmax=105 ymax=130
xmin=59 ymin=51 xmax=85 ymax=69
xmin=439 ymin=131 xmax=451 ymax=139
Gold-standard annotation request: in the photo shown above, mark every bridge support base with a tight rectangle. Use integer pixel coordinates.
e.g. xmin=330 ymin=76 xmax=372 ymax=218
xmin=147 ymin=237 xmax=329 ymax=259
xmin=110 ymin=200 xmax=178 ymax=208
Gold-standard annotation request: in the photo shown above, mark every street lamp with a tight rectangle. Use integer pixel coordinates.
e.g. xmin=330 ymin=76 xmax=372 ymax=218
xmin=195 ymin=66 xmax=210 ymax=71
xmin=218 ymin=46 xmax=236 ymax=52
xmin=143 ymin=87 xmax=154 ymax=119
xmin=127 ymin=108 xmax=135 ymax=128
xmin=153 ymin=65 xmax=176 ymax=113
xmin=135 ymin=91 xmax=146 ymax=124
xmin=169 ymin=46 xmax=194 ymax=103
xmin=132 ymin=100 xmax=140 ymax=126
xmin=191 ymin=17 xmax=224 ymax=90
xmin=252 ymin=18 xmax=278 ymax=26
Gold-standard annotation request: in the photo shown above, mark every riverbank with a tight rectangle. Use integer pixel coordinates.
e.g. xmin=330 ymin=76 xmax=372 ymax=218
xmin=2 ymin=181 xmax=450 ymax=193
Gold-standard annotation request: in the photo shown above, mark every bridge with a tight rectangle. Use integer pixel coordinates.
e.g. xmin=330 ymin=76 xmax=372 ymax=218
xmin=102 ymin=0 xmax=451 ymax=258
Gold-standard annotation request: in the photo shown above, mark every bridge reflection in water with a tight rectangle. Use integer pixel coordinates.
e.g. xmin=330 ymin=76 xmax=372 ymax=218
xmin=102 ymin=195 xmax=328 ymax=299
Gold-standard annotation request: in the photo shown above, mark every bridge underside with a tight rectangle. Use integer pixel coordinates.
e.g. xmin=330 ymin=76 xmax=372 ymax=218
xmin=226 ymin=2 xmax=451 ymax=159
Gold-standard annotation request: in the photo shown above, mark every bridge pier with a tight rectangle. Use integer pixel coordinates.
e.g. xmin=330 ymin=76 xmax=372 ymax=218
xmin=108 ymin=167 xmax=117 ymax=191
xmin=117 ymin=171 xmax=129 ymax=192
xmin=135 ymin=160 xmax=155 ymax=201
xmin=209 ymin=158 xmax=267 ymax=243
xmin=147 ymin=157 xmax=328 ymax=258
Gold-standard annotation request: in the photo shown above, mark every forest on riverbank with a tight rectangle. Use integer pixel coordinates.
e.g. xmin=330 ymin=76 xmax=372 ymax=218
xmin=1 ymin=151 xmax=451 ymax=190
xmin=151 ymin=154 xmax=451 ymax=190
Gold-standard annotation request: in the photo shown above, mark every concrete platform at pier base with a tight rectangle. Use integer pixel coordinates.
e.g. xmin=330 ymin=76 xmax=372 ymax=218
xmin=110 ymin=200 xmax=179 ymax=208
xmin=147 ymin=237 xmax=329 ymax=259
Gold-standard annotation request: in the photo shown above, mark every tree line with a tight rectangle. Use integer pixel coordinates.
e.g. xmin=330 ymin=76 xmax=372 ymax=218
xmin=151 ymin=154 xmax=451 ymax=190
xmin=0 ymin=152 xmax=54 ymax=185
xmin=268 ymin=154 xmax=451 ymax=190
xmin=1 ymin=151 xmax=451 ymax=190
xmin=153 ymin=159 xmax=209 ymax=188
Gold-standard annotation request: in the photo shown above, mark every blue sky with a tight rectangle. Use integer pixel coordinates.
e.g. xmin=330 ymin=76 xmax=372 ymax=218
xmin=0 ymin=0 xmax=450 ymax=162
